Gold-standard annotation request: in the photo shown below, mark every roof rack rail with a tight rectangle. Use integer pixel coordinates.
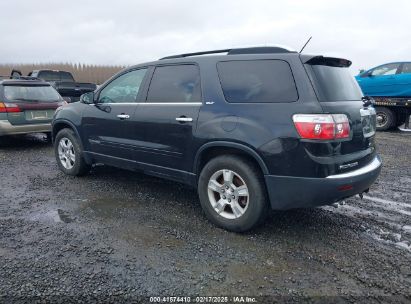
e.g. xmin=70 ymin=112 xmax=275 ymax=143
xmin=160 ymin=46 xmax=294 ymax=60
xmin=161 ymin=49 xmax=232 ymax=60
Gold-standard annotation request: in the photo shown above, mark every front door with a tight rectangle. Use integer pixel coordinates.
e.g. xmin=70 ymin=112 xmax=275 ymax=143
xmin=131 ymin=64 xmax=202 ymax=174
xmin=82 ymin=68 xmax=148 ymax=161
xmin=359 ymin=63 xmax=400 ymax=96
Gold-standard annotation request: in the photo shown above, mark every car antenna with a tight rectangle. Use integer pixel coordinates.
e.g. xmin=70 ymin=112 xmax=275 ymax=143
xmin=299 ymin=36 xmax=312 ymax=53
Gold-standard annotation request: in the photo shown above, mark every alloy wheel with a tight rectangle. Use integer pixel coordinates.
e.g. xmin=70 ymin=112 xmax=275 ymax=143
xmin=58 ymin=137 xmax=76 ymax=170
xmin=207 ymin=169 xmax=249 ymax=219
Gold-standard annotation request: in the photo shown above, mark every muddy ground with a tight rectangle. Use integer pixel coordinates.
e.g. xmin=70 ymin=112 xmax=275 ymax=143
xmin=0 ymin=131 xmax=410 ymax=303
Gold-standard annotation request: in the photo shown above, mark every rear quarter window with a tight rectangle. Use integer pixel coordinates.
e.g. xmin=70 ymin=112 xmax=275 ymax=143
xmin=217 ymin=60 xmax=298 ymax=103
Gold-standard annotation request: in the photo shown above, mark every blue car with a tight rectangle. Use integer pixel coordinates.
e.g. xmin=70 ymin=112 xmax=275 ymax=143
xmin=355 ymin=62 xmax=411 ymax=97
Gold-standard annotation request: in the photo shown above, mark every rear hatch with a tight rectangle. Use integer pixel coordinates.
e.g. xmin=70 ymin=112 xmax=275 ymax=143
xmin=1 ymin=82 xmax=62 ymax=125
xmin=302 ymin=56 xmax=377 ymax=174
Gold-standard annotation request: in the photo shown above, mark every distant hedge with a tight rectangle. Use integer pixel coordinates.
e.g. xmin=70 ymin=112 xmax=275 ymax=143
xmin=0 ymin=63 xmax=127 ymax=85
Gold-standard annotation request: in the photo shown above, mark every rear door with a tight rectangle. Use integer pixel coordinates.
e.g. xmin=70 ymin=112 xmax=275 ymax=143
xmin=396 ymin=62 xmax=411 ymax=96
xmin=131 ymin=64 xmax=202 ymax=174
xmin=81 ymin=68 xmax=148 ymax=161
xmin=2 ymin=83 xmax=61 ymax=125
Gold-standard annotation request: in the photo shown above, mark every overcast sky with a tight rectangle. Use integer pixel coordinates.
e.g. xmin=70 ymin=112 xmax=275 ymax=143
xmin=0 ymin=0 xmax=409 ymax=74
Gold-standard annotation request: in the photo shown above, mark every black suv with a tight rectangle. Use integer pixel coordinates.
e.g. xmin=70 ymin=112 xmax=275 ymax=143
xmin=52 ymin=47 xmax=382 ymax=232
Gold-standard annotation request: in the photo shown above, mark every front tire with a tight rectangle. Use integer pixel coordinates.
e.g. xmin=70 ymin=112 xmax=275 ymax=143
xmin=54 ymin=128 xmax=91 ymax=176
xmin=198 ymin=155 xmax=268 ymax=232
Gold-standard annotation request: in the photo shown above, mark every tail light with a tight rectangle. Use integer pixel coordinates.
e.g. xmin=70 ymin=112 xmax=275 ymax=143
xmin=293 ymin=114 xmax=350 ymax=140
xmin=0 ymin=102 xmax=21 ymax=113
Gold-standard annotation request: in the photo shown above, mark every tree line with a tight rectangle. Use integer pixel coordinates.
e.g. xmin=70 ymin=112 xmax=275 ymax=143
xmin=0 ymin=63 xmax=127 ymax=85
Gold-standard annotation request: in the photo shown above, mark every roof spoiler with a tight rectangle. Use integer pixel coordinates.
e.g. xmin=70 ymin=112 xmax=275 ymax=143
xmin=302 ymin=55 xmax=352 ymax=67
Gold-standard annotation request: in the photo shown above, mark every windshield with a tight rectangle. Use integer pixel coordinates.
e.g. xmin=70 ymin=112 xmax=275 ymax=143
xmin=4 ymin=85 xmax=61 ymax=102
xmin=305 ymin=65 xmax=363 ymax=101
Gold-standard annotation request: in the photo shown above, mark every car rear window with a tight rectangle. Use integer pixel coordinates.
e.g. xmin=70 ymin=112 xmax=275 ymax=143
xmin=146 ymin=65 xmax=201 ymax=103
xmin=38 ymin=71 xmax=74 ymax=82
xmin=305 ymin=64 xmax=363 ymax=102
xmin=4 ymin=85 xmax=61 ymax=102
xmin=60 ymin=72 xmax=75 ymax=82
xmin=217 ymin=60 xmax=298 ymax=103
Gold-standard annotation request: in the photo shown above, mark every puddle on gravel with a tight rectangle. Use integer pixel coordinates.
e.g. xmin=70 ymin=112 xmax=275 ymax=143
xmin=78 ymin=196 xmax=140 ymax=218
xmin=30 ymin=209 xmax=74 ymax=223
xmin=77 ymin=196 xmax=186 ymax=249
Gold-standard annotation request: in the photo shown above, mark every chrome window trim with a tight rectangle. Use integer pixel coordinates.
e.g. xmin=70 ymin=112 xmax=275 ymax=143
xmin=92 ymin=102 xmax=202 ymax=106
xmin=142 ymin=102 xmax=202 ymax=106
xmin=326 ymin=156 xmax=381 ymax=179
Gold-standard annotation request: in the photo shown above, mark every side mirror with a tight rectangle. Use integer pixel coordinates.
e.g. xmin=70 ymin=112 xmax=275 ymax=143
xmin=361 ymin=70 xmax=372 ymax=78
xmin=62 ymin=96 xmax=72 ymax=103
xmin=80 ymin=92 xmax=95 ymax=104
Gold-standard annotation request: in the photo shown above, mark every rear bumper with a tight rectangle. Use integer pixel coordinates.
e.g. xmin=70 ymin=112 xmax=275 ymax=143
xmin=265 ymin=155 xmax=382 ymax=210
xmin=0 ymin=120 xmax=51 ymax=136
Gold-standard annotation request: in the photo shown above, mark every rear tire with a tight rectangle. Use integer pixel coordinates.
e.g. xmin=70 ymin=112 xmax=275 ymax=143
xmin=54 ymin=128 xmax=91 ymax=176
xmin=376 ymin=107 xmax=395 ymax=131
xmin=198 ymin=155 xmax=269 ymax=232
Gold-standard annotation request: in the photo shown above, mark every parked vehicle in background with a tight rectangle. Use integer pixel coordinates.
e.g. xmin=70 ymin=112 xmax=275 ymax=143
xmin=355 ymin=62 xmax=411 ymax=130
xmin=52 ymin=47 xmax=381 ymax=232
xmin=13 ymin=70 xmax=97 ymax=103
xmin=0 ymin=78 xmax=66 ymax=138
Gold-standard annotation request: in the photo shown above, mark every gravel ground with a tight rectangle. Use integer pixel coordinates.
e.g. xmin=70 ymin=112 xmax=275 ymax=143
xmin=0 ymin=131 xmax=410 ymax=303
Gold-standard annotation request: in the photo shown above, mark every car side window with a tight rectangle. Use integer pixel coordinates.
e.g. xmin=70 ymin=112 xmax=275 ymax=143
xmin=400 ymin=63 xmax=411 ymax=74
xmin=146 ymin=65 xmax=201 ymax=103
xmin=217 ymin=60 xmax=298 ymax=103
xmin=98 ymin=69 xmax=147 ymax=104
xmin=371 ymin=63 xmax=400 ymax=76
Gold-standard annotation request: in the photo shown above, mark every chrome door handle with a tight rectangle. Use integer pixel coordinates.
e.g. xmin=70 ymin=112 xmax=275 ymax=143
xmin=176 ymin=117 xmax=193 ymax=122
xmin=117 ymin=114 xmax=130 ymax=119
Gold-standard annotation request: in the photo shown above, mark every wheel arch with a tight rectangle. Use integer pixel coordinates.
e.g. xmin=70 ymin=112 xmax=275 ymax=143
xmin=52 ymin=119 xmax=92 ymax=165
xmin=194 ymin=141 xmax=269 ymax=176
xmin=52 ymin=119 xmax=81 ymax=142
